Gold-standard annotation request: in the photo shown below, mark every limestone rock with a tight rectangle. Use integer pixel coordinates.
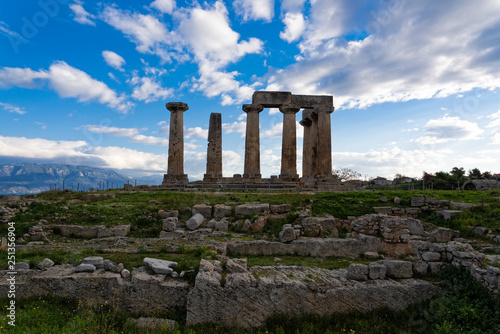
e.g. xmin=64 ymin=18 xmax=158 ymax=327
xmin=159 ymin=229 xmax=185 ymax=240
xmin=249 ymin=216 xmax=267 ymax=232
xmin=144 ymin=257 xmax=177 ymax=275
xmin=192 ymin=204 xmax=212 ymax=218
xmin=369 ymin=263 xmax=386 ymax=280
xmin=127 ymin=317 xmax=176 ymax=331
xmin=279 ymin=225 xmax=296 ymax=243
xmin=214 ymin=204 xmax=232 ymax=219
xmin=379 ymin=260 xmax=413 ymax=278
xmin=82 ymin=256 xmax=104 ymax=269
xmin=379 ymin=196 xmax=388 ymax=203
xmin=0 ymin=237 xmax=7 ymax=251
xmin=394 ymin=197 xmax=401 ymax=205
xmin=428 ymin=262 xmax=447 ymax=274
xmin=411 ymin=197 xmax=425 ymax=207
xmin=214 ymin=220 xmax=228 ymax=232
xmin=37 ymin=258 xmax=54 ymax=270
xmin=158 ymin=210 xmax=179 ymax=218
xmin=422 ymin=252 xmax=441 ymax=262
xmin=302 ymin=216 xmax=337 ymax=236
xmin=364 ymin=251 xmax=380 ymax=259
xmin=270 ymin=204 xmax=291 ymax=214
xmin=226 ymin=258 xmax=248 ymax=274
xmin=75 ymin=264 xmax=96 ymax=273
xmin=235 ymin=203 xmax=270 ymax=216
xmin=162 ymin=217 xmax=178 ymax=232
xmin=104 ymin=260 xmax=124 ymax=273
xmin=186 ymin=213 xmax=204 ymax=230
xmin=97 ymin=225 xmax=130 ymax=238
xmin=406 ymin=218 xmax=427 ymax=236
xmin=15 ymin=262 xmax=29 ymax=270
xmin=347 ymin=263 xmax=368 ymax=280
xmin=413 ymin=262 xmax=428 ymax=276
xmin=429 ymin=227 xmax=453 ymax=243
xmin=121 ymin=268 xmax=131 ymax=278
xmin=437 ymin=210 xmax=462 ymax=220
xmin=473 ymin=226 xmax=488 ymax=236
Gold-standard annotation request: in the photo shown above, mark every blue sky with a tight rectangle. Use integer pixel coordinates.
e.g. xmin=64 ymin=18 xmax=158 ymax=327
xmin=0 ymin=0 xmax=499 ymax=181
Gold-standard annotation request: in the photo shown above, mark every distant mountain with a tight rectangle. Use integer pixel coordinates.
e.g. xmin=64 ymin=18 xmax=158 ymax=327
xmin=0 ymin=163 xmax=132 ymax=194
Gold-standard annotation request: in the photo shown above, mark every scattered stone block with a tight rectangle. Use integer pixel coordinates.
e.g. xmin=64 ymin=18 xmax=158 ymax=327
xmin=121 ymin=268 xmax=130 ymax=278
xmin=404 ymin=207 xmax=421 ymax=215
xmin=429 ymin=227 xmax=453 ymax=243
xmin=241 ymin=219 xmax=251 ymax=232
xmin=428 ymin=262 xmax=447 ymax=274
xmin=235 ymin=203 xmax=270 ymax=216
xmin=82 ymin=256 xmax=104 ymax=269
xmin=413 ymin=262 xmax=428 ymax=276
xmin=437 ymin=210 xmax=462 ymax=220
xmin=214 ymin=204 xmax=232 ymax=219
xmin=473 ymin=226 xmax=488 ymax=236
xmin=279 ymin=224 xmax=296 ymax=243
xmin=394 ymin=197 xmax=401 ymax=205
xmin=97 ymin=225 xmax=130 ymax=238
xmin=379 ymin=196 xmax=388 ymax=203
xmin=422 ymin=252 xmax=441 ymax=262
xmin=162 ymin=217 xmax=178 ymax=232
xmin=411 ymin=197 xmax=425 ymax=207
xmin=374 ymin=207 xmax=392 ymax=214
xmin=214 ymin=220 xmax=228 ymax=232
xmin=144 ymin=257 xmax=177 ymax=275
xmin=15 ymin=262 xmax=29 ymax=270
xmin=406 ymin=218 xmax=427 ymax=236
xmin=226 ymin=258 xmax=248 ymax=273
xmin=347 ymin=263 xmax=368 ymax=280
xmin=369 ymin=263 xmax=386 ymax=280
xmin=249 ymin=216 xmax=267 ymax=232
xmin=159 ymin=229 xmax=185 ymax=240
xmin=302 ymin=216 xmax=337 ymax=236
xmin=192 ymin=204 xmax=212 ymax=218
xmin=186 ymin=213 xmax=204 ymax=230
xmin=364 ymin=251 xmax=380 ymax=259
xmin=379 ymin=260 xmax=413 ymax=278
xmin=104 ymin=259 xmax=124 ymax=273
xmin=37 ymin=258 xmax=54 ymax=270
xmin=75 ymin=264 xmax=96 ymax=273
xmin=270 ymin=204 xmax=291 ymax=214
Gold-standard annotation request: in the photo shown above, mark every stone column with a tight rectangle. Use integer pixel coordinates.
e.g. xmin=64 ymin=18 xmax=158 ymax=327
xmin=310 ymin=111 xmax=319 ymax=177
xmin=163 ymin=102 xmax=189 ymax=185
xmin=204 ymin=113 xmax=222 ymax=181
xmin=279 ymin=104 xmax=300 ymax=181
xmin=315 ymin=107 xmax=334 ymax=178
xmin=300 ymin=111 xmax=313 ymax=178
xmin=243 ymin=104 xmax=263 ymax=179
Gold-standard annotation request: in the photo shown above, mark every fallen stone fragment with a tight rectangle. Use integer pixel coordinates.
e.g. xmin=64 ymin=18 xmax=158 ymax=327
xmin=347 ymin=263 xmax=368 ymax=280
xmin=144 ymin=257 xmax=177 ymax=275
xmin=37 ymin=258 xmax=54 ymax=270
xmin=104 ymin=259 xmax=124 ymax=273
xmin=279 ymin=224 xmax=296 ymax=243
xmin=75 ymin=264 xmax=96 ymax=273
xmin=15 ymin=262 xmax=29 ymax=270
xmin=186 ymin=213 xmax=204 ymax=230
xmin=82 ymin=256 xmax=104 ymax=269
xmin=121 ymin=268 xmax=130 ymax=278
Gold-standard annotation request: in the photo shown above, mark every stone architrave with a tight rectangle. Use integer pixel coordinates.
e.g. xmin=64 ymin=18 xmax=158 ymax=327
xmin=163 ymin=102 xmax=189 ymax=185
xmin=279 ymin=104 xmax=300 ymax=181
xmin=314 ymin=107 xmax=334 ymax=178
xmin=243 ymin=104 xmax=263 ymax=179
xmin=300 ymin=110 xmax=313 ymax=178
xmin=204 ymin=113 xmax=222 ymax=181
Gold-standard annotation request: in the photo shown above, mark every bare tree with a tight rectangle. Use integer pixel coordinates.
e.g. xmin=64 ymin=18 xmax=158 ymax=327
xmin=332 ymin=168 xmax=362 ymax=182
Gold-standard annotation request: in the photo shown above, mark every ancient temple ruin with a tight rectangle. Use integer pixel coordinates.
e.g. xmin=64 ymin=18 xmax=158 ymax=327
xmin=162 ymin=91 xmax=337 ymax=190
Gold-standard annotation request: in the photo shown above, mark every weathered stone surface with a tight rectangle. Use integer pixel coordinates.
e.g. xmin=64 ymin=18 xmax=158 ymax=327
xmin=449 ymin=202 xmax=474 ymax=210
xmin=411 ymin=197 xmax=425 ymax=207
xmin=165 ymin=102 xmax=189 ymax=183
xmin=54 ymin=224 xmax=104 ymax=238
xmin=192 ymin=204 xmax=212 ymax=218
xmin=379 ymin=260 xmax=413 ymax=278
xmin=186 ymin=213 xmax=205 ymax=230
xmin=249 ymin=216 xmax=267 ymax=232
xmin=214 ymin=204 xmax=232 ymax=219
xmin=104 ymin=259 xmax=124 ymax=273
xmin=127 ymin=317 xmax=176 ymax=331
xmin=121 ymin=268 xmax=130 ymax=278
xmin=0 ymin=195 xmax=20 ymax=204
xmin=373 ymin=207 xmax=393 ymax=214
xmin=144 ymin=258 xmax=177 ymax=275
xmin=406 ymin=218 xmax=427 ymax=236
xmin=348 ymin=264 xmax=368 ymax=280
xmin=413 ymin=262 xmax=428 ymax=276
xmin=243 ymin=104 xmax=264 ymax=179
xmin=437 ymin=210 xmax=462 ymax=220
xmin=226 ymin=258 xmax=248 ymax=274
xmin=15 ymin=262 xmax=29 ymax=270
xmin=204 ymin=113 xmax=223 ymax=181
xmin=302 ymin=216 xmax=337 ymax=236
xmin=75 ymin=264 xmax=96 ymax=273
xmin=235 ymin=203 xmax=270 ymax=216
xmin=37 ymin=258 xmax=54 ymax=270
xmin=82 ymin=256 xmax=104 ymax=269
xmin=0 ymin=237 xmax=7 ymax=251
xmin=473 ymin=226 xmax=488 ymax=236
xmin=279 ymin=105 xmax=300 ymax=180
xmin=422 ymin=252 xmax=441 ymax=262
xmin=270 ymin=204 xmax=292 ymax=214
xmin=159 ymin=229 xmax=185 ymax=240
xmin=186 ymin=261 xmax=440 ymax=328
xmin=279 ymin=225 xmax=296 ymax=243
xmin=214 ymin=220 xmax=228 ymax=232
xmin=428 ymin=262 xmax=447 ymax=274
xmin=429 ymin=227 xmax=453 ymax=243
xmin=162 ymin=217 xmax=178 ymax=232
xmin=158 ymin=210 xmax=179 ymax=218
xmin=369 ymin=263 xmax=386 ymax=280
xmin=97 ymin=225 xmax=130 ymax=238
xmin=394 ymin=197 xmax=401 ymax=205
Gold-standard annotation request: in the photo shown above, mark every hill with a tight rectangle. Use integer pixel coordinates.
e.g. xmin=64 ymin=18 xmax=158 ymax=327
xmin=0 ymin=163 xmax=131 ymax=194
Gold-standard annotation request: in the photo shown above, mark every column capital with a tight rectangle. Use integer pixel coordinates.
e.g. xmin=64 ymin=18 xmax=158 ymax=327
xmin=242 ymin=104 xmax=263 ymax=113
xmin=299 ymin=119 xmax=312 ymax=127
xmin=313 ymin=105 xmax=334 ymax=114
xmin=166 ymin=102 xmax=189 ymax=113
xmin=279 ymin=104 xmax=300 ymax=114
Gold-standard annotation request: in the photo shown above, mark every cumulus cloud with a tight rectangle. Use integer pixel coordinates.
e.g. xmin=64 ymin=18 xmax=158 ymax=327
xmin=129 ymin=75 xmax=173 ymax=102
xmin=69 ymin=0 xmax=96 ymax=26
xmin=79 ymin=124 xmax=168 ymax=146
xmin=280 ymin=12 xmax=306 ymax=42
xmin=486 ymin=110 xmax=500 ymax=128
xmin=262 ymin=122 xmax=283 ymax=138
xmin=416 ymin=116 xmax=483 ymax=144
xmin=0 ymin=102 xmax=26 ymax=115
xmin=222 ymin=121 xmax=246 ymax=137
xmin=185 ymin=127 xmax=208 ymax=139
xmin=150 ymin=0 xmax=175 ymax=14
xmin=102 ymin=51 xmax=125 ymax=71
xmin=0 ymin=62 xmax=132 ymax=113
xmin=491 ymin=133 xmax=500 ymax=145
xmin=265 ymin=1 xmax=500 ymax=109
xmin=233 ymin=0 xmax=274 ymax=22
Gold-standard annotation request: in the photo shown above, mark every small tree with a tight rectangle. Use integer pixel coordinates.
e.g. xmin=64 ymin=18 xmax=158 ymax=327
xmin=332 ymin=168 xmax=362 ymax=182
xmin=468 ymin=168 xmax=482 ymax=179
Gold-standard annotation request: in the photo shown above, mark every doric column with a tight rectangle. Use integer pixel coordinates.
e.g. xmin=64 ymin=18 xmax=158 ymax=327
xmin=243 ymin=104 xmax=263 ymax=179
xmin=300 ymin=111 xmax=313 ymax=178
xmin=279 ymin=104 xmax=300 ymax=181
xmin=310 ymin=111 xmax=319 ymax=177
xmin=163 ymin=102 xmax=189 ymax=184
xmin=315 ymin=107 xmax=334 ymax=178
xmin=204 ymin=113 xmax=222 ymax=181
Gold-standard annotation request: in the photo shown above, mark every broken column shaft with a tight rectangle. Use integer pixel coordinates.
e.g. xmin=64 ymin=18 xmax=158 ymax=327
xmin=243 ymin=104 xmax=263 ymax=179
xmin=204 ymin=113 xmax=223 ymax=181
xmin=163 ymin=102 xmax=189 ymax=185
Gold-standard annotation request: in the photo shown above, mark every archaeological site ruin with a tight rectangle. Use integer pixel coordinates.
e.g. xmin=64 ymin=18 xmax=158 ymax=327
xmin=161 ymin=91 xmax=337 ymax=190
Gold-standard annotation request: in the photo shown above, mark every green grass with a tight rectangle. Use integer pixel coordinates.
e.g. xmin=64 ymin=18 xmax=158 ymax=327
xmin=235 ymin=255 xmax=373 ymax=269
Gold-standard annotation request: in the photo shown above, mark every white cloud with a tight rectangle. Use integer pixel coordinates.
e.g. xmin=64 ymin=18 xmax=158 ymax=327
xmin=102 ymin=51 xmax=125 ymax=71
xmin=80 ymin=124 xmax=168 ymax=146
xmin=486 ymin=110 xmax=500 ymax=128
xmin=129 ymin=134 xmax=168 ymax=146
xmin=100 ymin=6 xmax=174 ymax=62
xmin=222 ymin=121 xmax=246 ymax=136
xmin=129 ymin=75 xmax=173 ymax=102
xmin=0 ymin=67 xmax=49 ymax=89
xmin=185 ymin=127 xmax=208 ymax=139
xmin=280 ymin=12 xmax=306 ymax=42
xmin=150 ymin=0 xmax=175 ymax=14
xmin=262 ymin=122 xmax=283 ymax=138
xmin=281 ymin=0 xmax=307 ymax=12
xmin=491 ymin=133 xmax=500 ymax=145
xmin=69 ymin=0 xmax=96 ymax=26
xmin=0 ymin=102 xmax=26 ymax=115
xmin=416 ymin=116 xmax=483 ymax=144
xmin=89 ymin=146 xmax=166 ymax=171
xmin=233 ymin=0 xmax=274 ymax=22
xmin=222 ymin=150 xmax=243 ymax=176
xmin=265 ymin=1 xmax=500 ymax=109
